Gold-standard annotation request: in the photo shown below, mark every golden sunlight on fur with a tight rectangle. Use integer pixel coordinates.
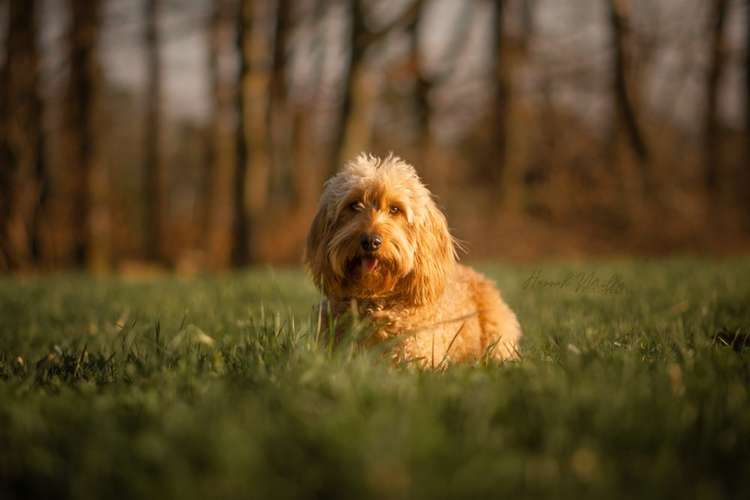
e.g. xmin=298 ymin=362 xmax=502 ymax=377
xmin=304 ymin=153 xmax=521 ymax=367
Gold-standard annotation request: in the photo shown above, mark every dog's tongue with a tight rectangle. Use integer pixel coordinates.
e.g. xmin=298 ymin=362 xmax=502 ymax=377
xmin=361 ymin=257 xmax=378 ymax=273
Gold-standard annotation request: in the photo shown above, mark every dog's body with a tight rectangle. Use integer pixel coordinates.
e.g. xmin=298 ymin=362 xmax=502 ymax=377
xmin=305 ymin=154 xmax=521 ymax=366
xmin=324 ymin=263 xmax=521 ymax=365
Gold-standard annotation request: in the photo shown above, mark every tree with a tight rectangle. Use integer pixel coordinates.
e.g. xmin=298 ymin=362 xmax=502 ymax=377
xmin=205 ymin=0 xmax=234 ymax=268
xmin=747 ymin=0 xmax=750 ymax=138
xmin=0 ymin=33 xmax=10 ymax=270
xmin=65 ymin=0 xmax=105 ymax=270
xmin=268 ymin=0 xmax=294 ymax=199
xmin=406 ymin=0 xmax=473 ymax=167
xmin=0 ymin=0 xmax=46 ymax=270
xmin=406 ymin=0 xmax=429 ymax=157
xmin=143 ymin=0 xmax=163 ymax=261
xmin=745 ymin=0 xmax=750 ymax=212
xmin=703 ymin=0 xmax=729 ymax=193
xmin=606 ymin=0 xmax=649 ymax=175
xmin=488 ymin=0 xmax=510 ymax=188
xmin=233 ymin=0 xmax=252 ymax=266
xmin=327 ymin=0 xmax=421 ymax=178
xmin=293 ymin=0 xmax=328 ymax=205
xmin=327 ymin=0 xmax=366 ymax=179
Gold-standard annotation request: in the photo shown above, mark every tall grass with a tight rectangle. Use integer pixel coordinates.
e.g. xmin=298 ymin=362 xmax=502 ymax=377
xmin=1 ymin=259 xmax=749 ymax=499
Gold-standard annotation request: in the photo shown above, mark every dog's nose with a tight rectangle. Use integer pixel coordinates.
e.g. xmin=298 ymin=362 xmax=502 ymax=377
xmin=360 ymin=233 xmax=382 ymax=252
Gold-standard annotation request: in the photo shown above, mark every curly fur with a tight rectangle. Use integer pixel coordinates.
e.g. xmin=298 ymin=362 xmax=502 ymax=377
xmin=305 ymin=153 xmax=521 ymax=366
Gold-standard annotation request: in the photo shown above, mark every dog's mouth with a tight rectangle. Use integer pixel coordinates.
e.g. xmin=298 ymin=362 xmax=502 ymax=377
xmin=342 ymin=254 xmax=401 ymax=298
xmin=348 ymin=255 xmax=379 ymax=275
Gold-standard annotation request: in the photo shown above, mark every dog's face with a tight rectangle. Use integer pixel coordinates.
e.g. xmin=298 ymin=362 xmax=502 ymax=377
xmin=305 ymin=154 xmax=456 ymax=305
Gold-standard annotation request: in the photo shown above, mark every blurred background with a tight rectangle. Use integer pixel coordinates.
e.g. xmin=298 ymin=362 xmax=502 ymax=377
xmin=0 ymin=0 xmax=749 ymax=274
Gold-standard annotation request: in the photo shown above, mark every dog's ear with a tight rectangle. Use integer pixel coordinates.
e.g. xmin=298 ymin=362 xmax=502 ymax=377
xmin=402 ymin=199 xmax=456 ymax=305
xmin=304 ymin=202 xmax=340 ymax=296
xmin=304 ymin=204 xmax=329 ymax=290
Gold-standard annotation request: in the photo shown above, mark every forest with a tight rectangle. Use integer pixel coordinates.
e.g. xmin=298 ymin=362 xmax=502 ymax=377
xmin=1 ymin=0 xmax=749 ymax=273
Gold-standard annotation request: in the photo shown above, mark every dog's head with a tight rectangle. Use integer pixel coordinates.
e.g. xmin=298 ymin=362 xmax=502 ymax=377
xmin=305 ymin=154 xmax=456 ymax=305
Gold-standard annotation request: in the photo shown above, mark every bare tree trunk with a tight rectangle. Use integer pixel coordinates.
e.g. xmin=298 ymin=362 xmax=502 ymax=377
xmin=745 ymin=0 xmax=750 ymax=213
xmin=269 ymin=0 xmax=295 ymax=200
xmin=289 ymin=0 xmax=328 ymax=209
xmin=310 ymin=0 xmax=327 ymax=95
xmin=747 ymin=0 xmax=750 ymax=140
xmin=245 ymin=3 xmax=272 ymax=216
xmin=521 ymin=0 xmax=536 ymax=46
xmin=327 ymin=0 xmax=420 ymax=178
xmin=1 ymin=0 xmax=18 ymax=270
xmin=205 ymin=0 xmax=234 ymax=268
xmin=406 ymin=0 xmax=429 ymax=158
xmin=327 ymin=0 xmax=365 ymax=179
xmin=405 ymin=0 xmax=473 ymax=187
xmin=233 ymin=0 xmax=252 ymax=266
xmin=143 ymin=0 xmax=163 ymax=261
xmin=607 ymin=0 xmax=649 ymax=166
xmin=704 ymin=0 xmax=729 ymax=193
xmin=21 ymin=0 xmax=46 ymax=266
xmin=747 ymin=0 xmax=750 ymax=139
xmin=65 ymin=0 xmax=104 ymax=270
xmin=488 ymin=0 xmax=509 ymax=189
xmin=0 ymin=0 xmax=47 ymax=270
xmin=0 ymin=0 xmax=15 ymax=270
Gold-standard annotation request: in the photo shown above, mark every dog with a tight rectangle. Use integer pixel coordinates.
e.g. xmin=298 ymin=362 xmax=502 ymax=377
xmin=304 ymin=153 xmax=521 ymax=366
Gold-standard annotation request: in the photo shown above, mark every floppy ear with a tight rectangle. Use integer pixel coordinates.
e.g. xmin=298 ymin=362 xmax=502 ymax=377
xmin=401 ymin=199 xmax=456 ymax=306
xmin=304 ymin=204 xmax=329 ymax=290
xmin=304 ymin=202 xmax=341 ymax=297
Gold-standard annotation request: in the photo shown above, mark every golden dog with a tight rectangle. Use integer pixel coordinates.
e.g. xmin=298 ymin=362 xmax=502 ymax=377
xmin=305 ymin=154 xmax=521 ymax=366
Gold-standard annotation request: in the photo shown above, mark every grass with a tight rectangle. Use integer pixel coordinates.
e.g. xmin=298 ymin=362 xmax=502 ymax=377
xmin=1 ymin=259 xmax=749 ymax=499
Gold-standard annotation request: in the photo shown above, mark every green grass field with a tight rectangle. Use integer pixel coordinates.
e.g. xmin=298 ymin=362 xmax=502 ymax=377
xmin=1 ymin=259 xmax=749 ymax=499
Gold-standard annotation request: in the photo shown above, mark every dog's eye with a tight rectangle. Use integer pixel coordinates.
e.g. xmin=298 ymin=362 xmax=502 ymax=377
xmin=389 ymin=206 xmax=400 ymax=215
xmin=349 ymin=201 xmax=364 ymax=211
